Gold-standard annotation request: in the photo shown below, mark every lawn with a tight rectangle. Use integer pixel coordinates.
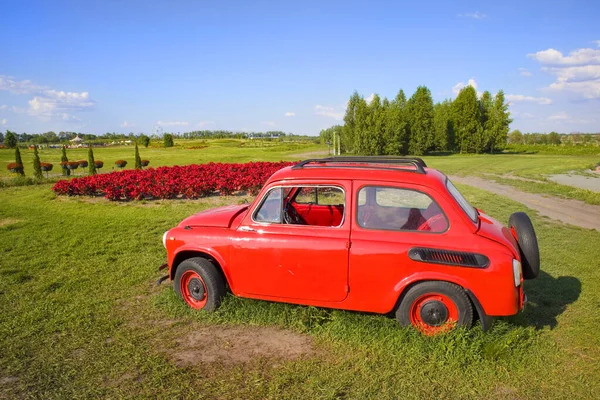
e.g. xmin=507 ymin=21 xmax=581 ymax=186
xmin=1 ymin=150 xmax=599 ymax=398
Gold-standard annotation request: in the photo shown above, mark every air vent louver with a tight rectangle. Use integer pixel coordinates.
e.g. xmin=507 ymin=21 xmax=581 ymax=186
xmin=408 ymin=247 xmax=489 ymax=268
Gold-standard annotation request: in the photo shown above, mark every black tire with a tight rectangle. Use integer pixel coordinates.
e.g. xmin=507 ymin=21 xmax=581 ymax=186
xmin=396 ymin=281 xmax=473 ymax=333
xmin=174 ymin=257 xmax=226 ymax=312
xmin=509 ymin=212 xmax=540 ymax=279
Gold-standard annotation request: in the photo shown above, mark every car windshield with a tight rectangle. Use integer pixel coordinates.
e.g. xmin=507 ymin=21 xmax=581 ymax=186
xmin=446 ymin=179 xmax=478 ymax=223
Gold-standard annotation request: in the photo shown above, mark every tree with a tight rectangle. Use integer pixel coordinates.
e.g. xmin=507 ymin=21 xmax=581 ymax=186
xmin=88 ymin=145 xmax=97 ymax=175
xmin=547 ymin=131 xmax=561 ymax=145
xmin=508 ymin=130 xmax=523 ymax=144
xmin=61 ymin=146 xmax=70 ymax=176
xmin=451 ymin=86 xmax=482 ymax=153
xmin=352 ymin=96 xmax=370 ymax=154
xmin=33 ymin=145 xmax=42 ymax=179
xmin=0 ymin=132 xmax=4 ymax=143
xmin=365 ymin=94 xmax=385 ymax=155
xmin=4 ymin=130 xmax=17 ymax=148
xmin=163 ymin=133 xmax=174 ymax=148
xmin=479 ymin=91 xmax=494 ymax=152
xmin=138 ymin=134 xmax=150 ymax=148
xmin=433 ymin=100 xmax=453 ymax=151
xmin=134 ymin=143 xmax=142 ymax=169
xmin=487 ymin=91 xmax=512 ymax=153
xmin=14 ymin=146 xmax=25 ymax=176
xmin=342 ymin=91 xmax=362 ymax=153
xmin=406 ymin=86 xmax=435 ymax=155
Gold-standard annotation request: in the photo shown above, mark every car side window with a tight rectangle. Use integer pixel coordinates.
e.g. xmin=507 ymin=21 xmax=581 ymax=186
xmin=357 ymin=186 xmax=448 ymax=232
xmin=253 ymin=185 xmax=345 ymax=227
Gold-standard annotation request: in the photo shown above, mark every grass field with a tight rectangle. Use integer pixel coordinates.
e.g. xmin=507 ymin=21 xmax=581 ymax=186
xmin=1 ymin=142 xmax=599 ymax=398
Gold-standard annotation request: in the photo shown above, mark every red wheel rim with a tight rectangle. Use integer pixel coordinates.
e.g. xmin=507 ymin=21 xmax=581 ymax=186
xmin=180 ymin=270 xmax=208 ymax=309
xmin=409 ymin=293 xmax=459 ymax=335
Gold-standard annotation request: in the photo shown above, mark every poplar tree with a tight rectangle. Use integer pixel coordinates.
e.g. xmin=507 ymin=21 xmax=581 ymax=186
xmin=407 ymin=86 xmax=434 ymax=155
xmin=342 ymin=91 xmax=361 ymax=153
xmin=488 ymin=90 xmax=512 ymax=153
xmin=33 ymin=145 xmax=42 ymax=179
xmin=479 ymin=91 xmax=494 ymax=152
xmin=15 ymin=146 xmax=25 ymax=176
xmin=433 ymin=100 xmax=453 ymax=151
xmin=366 ymin=94 xmax=385 ymax=155
xmin=451 ymin=86 xmax=481 ymax=153
xmin=134 ymin=143 xmax=142 ymax=169
xmin=353 ymin=96 xmax=369 ymax=154
xmin=87 ymin=145 xmax=97 ymax=175
xmin=61 ymin=146 xmax=70 ymax=176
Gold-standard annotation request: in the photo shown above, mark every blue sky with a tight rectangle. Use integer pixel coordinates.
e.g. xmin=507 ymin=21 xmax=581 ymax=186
xmin=0 ymin=0 xmax=599 ymax=135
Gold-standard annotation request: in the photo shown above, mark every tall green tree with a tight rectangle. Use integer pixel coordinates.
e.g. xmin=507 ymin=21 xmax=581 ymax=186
xmin=508 ymin=130 xmax=523 ymax=144
xmin=451 ymin=86 xmax=482 ymax=153
xmin=433 ymin=99 xmax=453 ymax=151
xmin=353 ymin=96 xmax=370 ymax=154
xmin=407 ymin=86 xmax=435 ymax=155
xmin=4 ymin=130 xmax=18 ymax=148
xmin=547 ymin=131 xmax=561 ymax=145
xmin=14 ymin=146 xmax=25 ymax=176
xmin=487 ymin=91 xmax=512 ymax=153
xmin=32 ymin=145 xmax=42 ymax=179
xmin=479 ymin=91 xmax=494 ymax=152
xmin=138 ymin=134 xmax=150 ymax=148
xmin=383 ymin=89 xmax=409 ymax=155
xmin=163 ymin=133 xmax=174 ymax=148
xmin=134 ymin=143 xmax=142 ymax=169
xmin=88 ymin=145 xmax=97 ymax=175
xmin=61 ymin=146 xmax=70 ymax=176
xmin=365 ymin=94 xmax=385 ymax=155
xmin=342 ymin=91 xmax=361 ymax=153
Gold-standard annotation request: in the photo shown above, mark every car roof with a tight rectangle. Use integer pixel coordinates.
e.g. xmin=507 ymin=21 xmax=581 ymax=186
xmin=268 ymin=161 xmax=449 ymax=194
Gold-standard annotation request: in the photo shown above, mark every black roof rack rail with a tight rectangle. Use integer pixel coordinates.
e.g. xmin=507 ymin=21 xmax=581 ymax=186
xmin=292 ymin=156 xmax=428 ymax=174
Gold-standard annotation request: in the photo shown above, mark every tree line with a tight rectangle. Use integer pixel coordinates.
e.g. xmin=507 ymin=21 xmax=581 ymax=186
xmin=320 ymin=85 xmax=512 ymax=155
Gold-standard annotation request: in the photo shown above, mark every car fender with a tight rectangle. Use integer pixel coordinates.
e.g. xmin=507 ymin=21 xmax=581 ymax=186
xmin=169 ymin=245 xmax=233 ymax=289
xmin=392 ymin=271 xmax=479 ymax=309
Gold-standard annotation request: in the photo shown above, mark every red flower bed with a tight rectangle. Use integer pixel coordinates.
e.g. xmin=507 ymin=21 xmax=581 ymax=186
xmin=52 ymin=161 xmax=294 ymax=201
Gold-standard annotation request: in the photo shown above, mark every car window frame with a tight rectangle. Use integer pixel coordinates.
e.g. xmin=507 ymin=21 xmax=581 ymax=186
xmin=355 ymin=184 xmax=450 ymax=234
xmin=251 ymin=184 xmax=347 ymax=228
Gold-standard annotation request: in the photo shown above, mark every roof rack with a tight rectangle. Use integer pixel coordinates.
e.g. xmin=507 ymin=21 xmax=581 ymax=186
xmin=292 ymin=156 xmax=428 ymax=174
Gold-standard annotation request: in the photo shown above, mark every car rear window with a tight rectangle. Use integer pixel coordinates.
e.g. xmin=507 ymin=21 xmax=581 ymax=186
xmin=446 ymin=179 xmax=478 ymax=223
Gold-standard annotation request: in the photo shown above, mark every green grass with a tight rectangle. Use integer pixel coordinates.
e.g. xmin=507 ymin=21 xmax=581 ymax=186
xmin=1 ymin=180 xmax=599 ymax=398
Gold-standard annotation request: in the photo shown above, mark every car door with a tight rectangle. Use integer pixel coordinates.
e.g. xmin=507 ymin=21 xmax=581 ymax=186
xmin=230 ymin=181 xmax=351 ymax=302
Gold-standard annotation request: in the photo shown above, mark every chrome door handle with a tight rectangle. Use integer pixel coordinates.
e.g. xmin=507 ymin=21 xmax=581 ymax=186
xmin=239 ymin=226 xmax=256 ymax=232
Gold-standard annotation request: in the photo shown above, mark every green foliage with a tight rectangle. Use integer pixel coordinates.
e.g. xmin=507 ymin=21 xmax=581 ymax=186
xmin=488 ymin=90 xmax=512 ymax=153
xmin=163 ymin=133 xmax=174 ymax=148
xmin=407 ymin=86 xmax=435 ymax=155
xmin=32 ymin=145 xmax=42 ymax=179
xmin=4 ymin=130 xmax=18 ymax=148
xmin=433 ymin=99 xmax=453 ymax=151
xmin=14 ymin=146 xmax=25 ymax=176
xmin=366 ymin=94 xmax=385 ymax=155
xmin=509 ymin=130 xmax=523 ymax=144
xmin=138 ymin=134 xmax=150 ymax=148
xmin=342 ymin=91 xmax=361 ymax=153
xmin=87 ymin=145 xmax=97 ymax=175
xmin=61 ymin=146 xmax=70 ymax=176
xmin=134 ymin=143 xmax=142 ymax=170
xmin=452 ymin=86 xmax=482 ymax=153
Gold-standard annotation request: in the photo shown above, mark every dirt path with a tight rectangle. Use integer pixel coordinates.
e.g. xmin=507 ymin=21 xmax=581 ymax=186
xmin=449 ymin=175 xmax=600 ymax=231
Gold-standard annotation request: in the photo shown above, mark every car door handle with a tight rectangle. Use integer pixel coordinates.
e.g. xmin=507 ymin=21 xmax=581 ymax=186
xmin=239 ymin=226 xmax=257 ymax=232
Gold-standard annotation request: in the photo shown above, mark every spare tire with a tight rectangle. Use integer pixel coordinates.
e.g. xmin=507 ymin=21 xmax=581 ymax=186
xmin=508 ymin=212 xmax=540 ymax=279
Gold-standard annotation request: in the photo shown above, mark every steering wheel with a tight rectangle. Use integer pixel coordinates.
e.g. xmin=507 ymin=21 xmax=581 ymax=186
xmin=283 ymin=202 xmax=302 ymax=224
xmin=418 ymin=213 xmax=447 ymax=232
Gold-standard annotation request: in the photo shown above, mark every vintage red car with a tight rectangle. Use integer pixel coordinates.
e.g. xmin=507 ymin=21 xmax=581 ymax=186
xmin=159 ymin=157 xmax=540 ymax=334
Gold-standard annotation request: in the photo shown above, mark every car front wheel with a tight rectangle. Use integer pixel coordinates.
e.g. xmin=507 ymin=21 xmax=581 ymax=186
xmin=396 ymin=281 xmax=473 ymax=335
xmin=174 ymin=257 xmax=225 ymax=311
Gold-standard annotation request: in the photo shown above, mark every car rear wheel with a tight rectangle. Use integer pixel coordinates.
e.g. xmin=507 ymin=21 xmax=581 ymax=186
xmin=174 ymin=257 xmax=225 ymax=311
xmin=396 ymin=281 xmax=473 ymax=335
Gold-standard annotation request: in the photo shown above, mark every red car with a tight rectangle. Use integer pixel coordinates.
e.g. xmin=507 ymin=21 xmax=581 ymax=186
xmin=159 ymin=157 xmax=540 ymax=334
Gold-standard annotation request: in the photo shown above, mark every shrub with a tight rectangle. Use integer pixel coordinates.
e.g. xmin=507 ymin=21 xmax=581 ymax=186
xmin=14 ymin=147 xmax=25 ymax=176
xmin=61 ymin=146 xmax=70 ymax=176
xmin=88 ymin=146 xmax=97 ymax=175
xmin=115 ymin=160 xmax=127 ymax=168
xmin=32 ymin=145 xmax=43 ymax=179
xmin=78 ymin=160 xmax=88 ymax=168
xmin=94 ymin=160 xmax=104 ymax=169
xmin=163 ymin=133 xmax=174 ymax=148
xmin=141 ymin=160 xmax=150 ymax=167
xmin=40 ymin=162 xmax=53 ymax=171
xmin=134 ymin=143 xmax=142 ymax=170
xmin=6 ymin=162 xmax=24 ymax=174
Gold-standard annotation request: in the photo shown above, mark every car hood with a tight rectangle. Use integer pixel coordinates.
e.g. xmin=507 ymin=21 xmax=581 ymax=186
xmin=178 ymin=204 xmax=249 ymax=228
xmin=476 ymin=211 xmax=519 ymax=258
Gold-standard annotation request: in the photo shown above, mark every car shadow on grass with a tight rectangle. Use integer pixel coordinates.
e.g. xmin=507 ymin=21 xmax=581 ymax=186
xmin=509 ymin=270 xmax=581 ymax=329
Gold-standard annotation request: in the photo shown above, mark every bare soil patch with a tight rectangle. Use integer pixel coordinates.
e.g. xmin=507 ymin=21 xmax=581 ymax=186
xmin=0 ymin=218 xmax=22 ymax=228
xmin=173 ymin=325 xmax=314 ymax=366
xmin=450 ymin=175 xmax=600 ymax=230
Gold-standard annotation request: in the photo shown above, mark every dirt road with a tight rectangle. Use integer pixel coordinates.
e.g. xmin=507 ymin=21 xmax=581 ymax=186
xmin=449 ymin=175 xmax=600 ymax=231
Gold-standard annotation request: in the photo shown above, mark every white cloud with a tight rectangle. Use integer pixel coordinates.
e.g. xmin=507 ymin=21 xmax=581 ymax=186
xmin=315 ymin=104 xmax=344 ymax=120
xmin=0 ymin=75 xmax=95 ymax=121
xmin=528 ymin=47 xmax=600 ymax=66
xmin=506 ymin=94 xmax=552 ymax=105
xmin=198 ymin=120 xmax=215 ymax=127
xmin=528 ymin=44 xmax=600 ymax=99
xmin=512 ymin=111 xmax=535 ymax=119
xmin=452 ymin=78 xmax=478 ymax=95
xmin=549 ymin=112 xmax=569 ymax=120
xmin=1 ymin=118 xmax=7 ymax=125
xmin=157 ymin=121 xmax=189 ymax=127
xmin=458 ymin=11 xmax=487 ymax=19
xmin=365 ymin=93 xmax=375 ymax=104
xmin=284 ymin=112 xmax=295 ymax=117
xmin=261 ymin=121 xmax=276 ymax=127
xmin=519 ymin=67 xmax=532 ymax=77
xmin=121 ymin=121 xmax=135 ymax=128
xmin=0 ymin=104 xmax=7 ymax=110
xmin=595 ymin=40 xmax=600 ymax=47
